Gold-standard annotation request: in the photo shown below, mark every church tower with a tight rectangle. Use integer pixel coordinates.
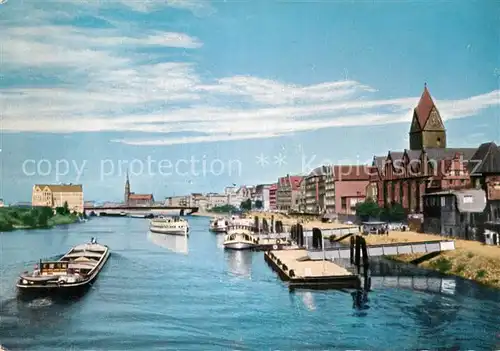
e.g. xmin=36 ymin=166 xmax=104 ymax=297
xmin=409 ymin=84 xmax=447 ymax=150
xmin=124 ymin=170 xmax=130 ymax=205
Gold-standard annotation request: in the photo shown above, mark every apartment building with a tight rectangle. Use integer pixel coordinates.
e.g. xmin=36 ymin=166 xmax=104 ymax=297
xmin=276 ymin=175 xmax=303 ymax=212
xmin=333 ymin=165 xmax=370 ymax=216
xmin=269 ymin=184 xmax=277 ymax=210
xmin=32 ymin=184 xmax=84 ymax=214
xmin=254 ymin=184 xmax=272 ymax=210
xmin=304 ymin=166 xmax=329 ymax=214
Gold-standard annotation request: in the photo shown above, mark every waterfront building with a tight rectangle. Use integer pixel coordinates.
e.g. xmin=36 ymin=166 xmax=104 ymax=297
xmin=269 ymin=184 xmax=277 ymax=210
xmin=225 ymin=186 xmax=252 ymax=208
xmin=0 ymin=199 xmax=4 ymax=207
xmin=32 ymin=184 xmax=84 ymax=213
xmin=304 ymin=166 xmax=329 ymax=214
xmin=468 ymin=142 xmax=500 ymax=224
xmin=369 ymin=85 xmax=477 ymax=213
xmin=276 ymin=175 xmax=303 ymax=212
xmin=422 ymin=189 xmax=487 ymax=240
xmin=254 ymin=184 xmax=272 ymax=210
xmin=297 ymin=179 xmax=306 ymax=212
xmin=206 ymin=193 xmax=229 ymax=209
xmin=124 ymin=172 xmax=154 ymax=206
xmin=332 ymin=165 xmax=370 ymax=218
xmin=187 ymin=193 xmax=208 ymax=211
xmin=165 ymin=195 xmax=189 ymax=207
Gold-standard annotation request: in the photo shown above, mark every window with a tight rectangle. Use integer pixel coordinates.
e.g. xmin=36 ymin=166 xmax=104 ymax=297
xmin=341 ymin=198 xmax=347 ymax=209
xmin=463 ymin=195 xmax=473 ymax=204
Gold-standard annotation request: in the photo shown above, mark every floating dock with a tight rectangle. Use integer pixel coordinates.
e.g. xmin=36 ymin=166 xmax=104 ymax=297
xmin=264 ymin=249 xmax=360 ymax=289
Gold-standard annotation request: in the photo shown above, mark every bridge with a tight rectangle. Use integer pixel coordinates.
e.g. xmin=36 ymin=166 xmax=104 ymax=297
xmin=84 ymin=206 xmax=199 ymax=216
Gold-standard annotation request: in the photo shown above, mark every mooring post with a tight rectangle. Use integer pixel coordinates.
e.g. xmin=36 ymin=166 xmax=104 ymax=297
xmin=298 ymin=224 xmax=304 ymax=248
xmin=355 ymin=235 xmax=361 ymax=275
xmin=350 ymin=235 xmax=355 ymax=265
xmin=360 ymin=236 xmax=370 ymax=290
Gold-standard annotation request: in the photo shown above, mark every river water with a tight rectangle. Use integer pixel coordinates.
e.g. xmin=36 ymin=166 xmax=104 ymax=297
xmin=1 ymin=216 xmax=499 ymax=350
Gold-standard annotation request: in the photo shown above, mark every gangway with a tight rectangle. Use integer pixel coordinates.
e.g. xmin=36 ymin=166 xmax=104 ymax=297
xmin=308 ymin=240 xmax=455 ymax=260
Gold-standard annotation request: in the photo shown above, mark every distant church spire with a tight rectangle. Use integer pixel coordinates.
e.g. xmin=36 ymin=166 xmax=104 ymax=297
xmin=124 ymin=169 xmax=130 ymax=205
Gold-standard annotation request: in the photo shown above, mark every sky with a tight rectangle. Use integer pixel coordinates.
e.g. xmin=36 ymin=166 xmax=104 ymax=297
xmin=1 ymin=0 xmax=499 ymax=203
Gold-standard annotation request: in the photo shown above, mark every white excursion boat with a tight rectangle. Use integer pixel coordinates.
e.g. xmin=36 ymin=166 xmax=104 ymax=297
xmin=149 ymin=216 xmax=189 ymax=236
xmin=209 ymin=217 xmax=229 ymax=233
xmin=223 ymin=224 xmax=259 ymax=250
xmin=16 ymin=238 xmax=110 ymax=296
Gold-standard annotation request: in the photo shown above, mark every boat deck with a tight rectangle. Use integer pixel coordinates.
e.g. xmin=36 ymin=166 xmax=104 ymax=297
xmin=264 ymin=249 xmax=360 ymax=289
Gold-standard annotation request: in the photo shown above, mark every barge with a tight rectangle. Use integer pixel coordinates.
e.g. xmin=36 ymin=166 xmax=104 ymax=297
xmin=17 ymin=239 xmax=110 ymax=298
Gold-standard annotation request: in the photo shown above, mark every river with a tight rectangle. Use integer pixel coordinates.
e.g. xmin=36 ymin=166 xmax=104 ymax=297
xmin=1 ymin=216 xmax=499 ymax=350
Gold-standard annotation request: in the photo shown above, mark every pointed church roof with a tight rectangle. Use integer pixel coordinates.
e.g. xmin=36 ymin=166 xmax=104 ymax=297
xmin=414 ymin=84 xmax=436 ymax=129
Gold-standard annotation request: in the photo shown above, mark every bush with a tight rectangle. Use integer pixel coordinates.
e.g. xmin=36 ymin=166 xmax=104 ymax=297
xmin=430 ymin=257 xmax=452 ymax=273
xmin=21 ymin=212 xmax=36 ymax=227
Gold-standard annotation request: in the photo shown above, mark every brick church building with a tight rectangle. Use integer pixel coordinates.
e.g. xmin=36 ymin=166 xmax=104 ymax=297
xmin=124 ymin=172 xmax=154 ymax=206
xmin=366 ymin=84 xmax=478 ymax=213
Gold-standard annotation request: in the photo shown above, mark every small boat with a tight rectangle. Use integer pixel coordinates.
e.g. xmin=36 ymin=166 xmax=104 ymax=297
xmin=223 ymin=224 xmax=259 ymax=250
xmin=149 ymin=216 xmax=189 ymax=236
xmin=209 ymin=217 xmax=229 ymax=233
xmin=16 ymin=238 xmax=110 ymax=297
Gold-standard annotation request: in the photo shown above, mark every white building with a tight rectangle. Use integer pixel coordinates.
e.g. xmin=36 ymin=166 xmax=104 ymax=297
xmin=165 ymin=196 xmax=189 ymax=207
xmin=254 ymin=184 xmax=272 ymax=210
xmin=206 ymin=193 xmax=229 ymax=209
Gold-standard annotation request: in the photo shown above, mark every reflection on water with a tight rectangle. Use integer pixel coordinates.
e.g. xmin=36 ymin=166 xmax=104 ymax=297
xmin=301 ymin=292 xmax=316 ymax=311
xmin=147 ymin=232 xmax=188 ymax=254
xmin=216 ymin=233 xmax=225 ymax=248
xmin=225 ymin=250 xmax=252 ymax=278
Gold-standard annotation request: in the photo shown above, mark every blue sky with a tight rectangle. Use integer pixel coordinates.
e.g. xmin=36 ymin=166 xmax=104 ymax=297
xmin=1 ymin=0 xmax=499 ymax=203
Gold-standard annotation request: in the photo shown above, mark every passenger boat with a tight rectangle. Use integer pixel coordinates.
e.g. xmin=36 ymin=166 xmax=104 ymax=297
xmin=16 ymin=238 xmax=110 ymax=297
xmin=209 ymin=217 xmax=229 ymax=233
xmin=223 ymin=224 xmax=259 ymax=250
xmin=149 ymin=216 xmax=189 ymax=236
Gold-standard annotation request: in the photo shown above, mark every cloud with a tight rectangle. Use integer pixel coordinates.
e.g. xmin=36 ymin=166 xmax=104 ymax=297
xmin=47 ymin=0 xmax=216 ymax=16
xmin=1 ymin=2 xmax=500 ymax=147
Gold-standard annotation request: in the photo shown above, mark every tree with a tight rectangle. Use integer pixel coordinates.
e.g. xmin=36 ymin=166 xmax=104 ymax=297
xmin=21 ymin=212 xmax=36 ymax=227
xmin=240 ymin=199 xmax=252 ymax=211
xmin=355 ymin=199 xmax=381 ymax=221
xmin=39 ymin=206 xmax=54 ymax=219
xmin=389 ymin=202 xmax=406 ymax=222
xmin=37 ymin=212 xmax=50 ymax=227
xmin=63 ymin=201 xmax=70 ymax=215
xmin=254 ymin=200 xmax=263 ymax=209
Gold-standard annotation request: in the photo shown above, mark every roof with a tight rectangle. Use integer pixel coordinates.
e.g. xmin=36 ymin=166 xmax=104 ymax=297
xmin=414 ymin=85 xmax=436 ymax=129
xmin=424 ymin=148 xmax=477 ymax=162
xmin=129 ymin=193 xmax=153 ymax=200
xmin=34 ymin=184 xmax=83 ymax=192
xmin=423 ymin=189 xmax=487 ymax=213
xmin=468 ymin=142 xmax=500 ymax=175
xmin=307 ymin=165 xmax=330 ymax=177
xmin=332 ymin=165 xmax=370 ymax=181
